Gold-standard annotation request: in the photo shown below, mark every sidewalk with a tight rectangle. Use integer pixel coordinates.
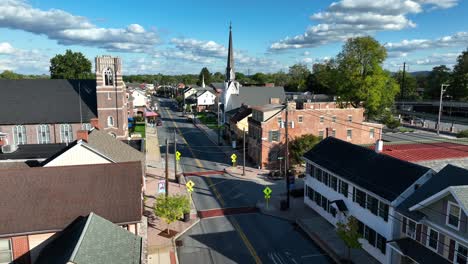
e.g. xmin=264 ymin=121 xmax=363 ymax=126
xmin=145 ymin=122 xmax=199 ymax=264
xmin=256 ymin=182 xmax=380 ymax=264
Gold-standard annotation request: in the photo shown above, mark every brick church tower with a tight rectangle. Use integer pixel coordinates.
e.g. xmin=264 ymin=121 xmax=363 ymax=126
xmin=95 ymin=55 xmax=128 ymax=138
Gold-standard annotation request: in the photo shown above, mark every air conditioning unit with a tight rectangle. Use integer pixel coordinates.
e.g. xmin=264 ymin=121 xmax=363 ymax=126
xmin=1 ymin=144 xmax=18 ymax=154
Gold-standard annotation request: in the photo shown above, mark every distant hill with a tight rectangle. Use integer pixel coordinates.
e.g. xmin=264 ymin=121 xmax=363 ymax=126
xmin=409 ymin=71 xmax=430 ymax=77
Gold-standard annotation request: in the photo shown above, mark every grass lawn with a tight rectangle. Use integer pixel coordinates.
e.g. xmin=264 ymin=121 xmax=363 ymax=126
xmin=196 ymin=112 xmax=219 ymax=129
xmin=134 ymin=124 xmax=146 ymax=138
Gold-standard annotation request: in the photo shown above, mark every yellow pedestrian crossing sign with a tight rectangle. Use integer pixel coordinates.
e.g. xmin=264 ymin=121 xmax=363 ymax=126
xmin=176 ymin=151 xmax=181 ymax=161
xmin=231 ymin=154 xmax=237 ymax=161
xmin=186 ymin=180 xmax=195 ymax=193
xmin=263 ymin=186 xmax=272 ymax=197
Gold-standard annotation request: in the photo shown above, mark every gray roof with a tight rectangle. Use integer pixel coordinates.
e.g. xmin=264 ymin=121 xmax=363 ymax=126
xmin=397 ymin=164 xmax=468 ymax=220
xmin=451 ymin=186 xmax=468 ymax=210
xmin=36 ymin=213 xmax=141 ymax=264
xmin=0 ymin=143 xmax=66 ymax=161
xmin=87 ymin=129 xmax=144 ymax=163
xmin=0 ymin=79 xmax=97 ymax=124
xmin=230 ymin=86 xmax=285 ymax=109
xmin=389 ymin=238 xmax=451 ymax=264
xmin=304 ymin=137 xmax=430 ymax=202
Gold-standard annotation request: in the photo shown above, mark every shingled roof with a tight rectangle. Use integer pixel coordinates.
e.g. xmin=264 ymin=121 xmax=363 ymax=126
xmin=0 ymin=162 xmax=142 ymax=237
xmin=303 ymin=137 xmax=430 ymax=202
xmin=0 ymin=79 xmax=97 ymax=125
xmin=35 ymin=213 xmax=142 ymax=264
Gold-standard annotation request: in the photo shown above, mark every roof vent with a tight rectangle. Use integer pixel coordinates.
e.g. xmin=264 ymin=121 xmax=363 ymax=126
xmin=1 ymin=144 xmax=18 ymax=154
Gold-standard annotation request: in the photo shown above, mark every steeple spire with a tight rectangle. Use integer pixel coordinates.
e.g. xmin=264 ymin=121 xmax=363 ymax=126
xmin=226 ymin=22 xmax=235 ymax=82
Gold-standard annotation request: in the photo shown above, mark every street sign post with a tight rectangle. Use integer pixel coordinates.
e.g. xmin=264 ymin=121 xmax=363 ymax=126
xmin=263 ymin=186 xmax=272 ymax=209
xmin=158 ymin=180 xmax=166 ymax=194
xmin=231 ymin=153 xmax=237 ymax=167
xmin=175 ymin=151 xmax=181 ymax=161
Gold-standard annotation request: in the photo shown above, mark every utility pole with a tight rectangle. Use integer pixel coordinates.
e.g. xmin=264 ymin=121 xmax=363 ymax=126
xmin=217 ymin=99 xmax=221 ymax=145
xmin=165 ymin=138 xmax=169 ymax=197
xmin=437 ymin=84 xmax=449 ymax=135
xmin=243 ymin=127 xmax=246 ymax=176
xmin=174 ymin=130 xmax=177 ymax=181
xmin=284 ymin=100 xmax=290 ymax=210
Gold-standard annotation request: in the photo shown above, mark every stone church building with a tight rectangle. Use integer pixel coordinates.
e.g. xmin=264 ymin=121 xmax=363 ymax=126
xmin=0 ymin=55 xmax=128 ymax=147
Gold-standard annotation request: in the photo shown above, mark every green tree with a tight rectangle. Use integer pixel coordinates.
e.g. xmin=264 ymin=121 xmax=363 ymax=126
xmin=394 ymin=71 xmax=419 ymax=100
xmin=335 ymin=36 xmax=399 ymax=118
xmin=449 ymin=49 xmax=468 ymax=100
xmin=49 ymin=49 xmax=92 ymax=79
xmin=212 ymin=72 xmax=225 ymax=82
xmin=154 ymin=195 xmax=189 ymax=234
xmin=0 ymin=70 xmax=22 ymax=79
xmin=310 ymin=60 xmax=339 ymax=95
xmin=197 ymin=67 xmax=211 ymax=86
xmin=285 ymin=64 xmax=311 ymax=92
xmin=271 ymin=71 xmax=289 ymax=87
xmin=336 ymin=216 xmax=362 ymax=263
xmin=251 ymin=72 xmax=271 ymax=84
xmin=426 ymin=65 xmax=451 ymax=99
xmin=289 ymin=134 xmax=321 ymax=165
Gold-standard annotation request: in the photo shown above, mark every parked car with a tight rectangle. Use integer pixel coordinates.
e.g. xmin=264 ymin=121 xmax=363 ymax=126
xmin=267 ymin=170 xmax=283 ymax=180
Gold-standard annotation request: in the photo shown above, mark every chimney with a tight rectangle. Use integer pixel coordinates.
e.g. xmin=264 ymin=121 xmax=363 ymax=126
xmin=264 ymin=83 xmax=275 ymax=87
xmin=90 ymin=118 xmax=100 ymax=129
xmin=77 ymin=130 xmax=89 ymax=142
xmin=375 ymin=139 xmax=383 ymax=153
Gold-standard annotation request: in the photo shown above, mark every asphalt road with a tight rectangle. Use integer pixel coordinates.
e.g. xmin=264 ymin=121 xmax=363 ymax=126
xmin=155 ymin=97 xmax=332 ymax=264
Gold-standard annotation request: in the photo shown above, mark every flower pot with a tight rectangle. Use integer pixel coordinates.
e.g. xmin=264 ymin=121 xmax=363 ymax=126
xmin=183 ymin=212 xmax=190 ymax=222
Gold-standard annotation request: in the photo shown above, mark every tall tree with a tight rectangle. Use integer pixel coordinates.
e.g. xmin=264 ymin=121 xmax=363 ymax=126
xmin=335 ymin=36 xmax=399 ymax=118
xmin=285 ymin=64 xmax=311 ymax=92
xmin=394 ymin=71 xmax=419 ymax=100
xmin=49 ymin=50 xmax=92 ymax=79
xmin=271 ymin=71 xmax=289 ymax=86
xmin=251 ymin=72 xmax=271 ymax=84
xmin=449 ymin=49 xmax=468 ymax=100
xmin=310 ymin=60 xmax=339 ymax=95
xmin=426 ymin=65 xmax=451 ymax=99
xmin=197 ymin=67 xmax=211 ymax=86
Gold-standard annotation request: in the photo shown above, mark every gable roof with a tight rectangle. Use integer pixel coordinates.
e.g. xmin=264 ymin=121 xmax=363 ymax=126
xmin=86 ymin=129 xmax=145 ymax=163
xmin=0 ymin=162 xmax=142 ymax=237
xmin=36 ymin=213 xmax=141 ymax=264
xmin=230 ymin=86 xmax=285 ymax=109
xmin=397 ymin=165 xmax=468 ymax=220
xmin=303 ymin=137 xmax=430 ymax=202
xmin=0 ymin=79 xmax=97 ymax=124
xmin=230 ymin=107 xmax=252 ymax=123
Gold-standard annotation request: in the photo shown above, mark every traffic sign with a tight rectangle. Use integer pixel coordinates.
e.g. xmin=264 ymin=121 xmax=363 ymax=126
xmin=175 ymin=151 xmax=181 ymax=161
xmin=158 ymin=180 xmax=165 ymax=194
xmin=186 ymin=180 xmax=195 ymax=193
xmin=263 ymin=186 xmax=272 ymax=197
xmin=231 ymin=153 xmax=237 ymax=161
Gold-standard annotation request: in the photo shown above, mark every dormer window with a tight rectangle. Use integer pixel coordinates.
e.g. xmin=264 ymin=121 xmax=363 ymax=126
xmin=104 ymin=68 xmax=114 ymax=86
xmin=447 ymin=201 xmax=461 ymax=230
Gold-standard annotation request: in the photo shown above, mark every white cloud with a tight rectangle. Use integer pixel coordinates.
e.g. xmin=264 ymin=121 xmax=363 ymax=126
xmin=0 ymin=0 xmax=159 ymax=52
xmin=414 ymin=52 xmax=458 ymax=66
xmin=0 ymin=47 xmax=49 ymax=73
xmin=386 ymin=32 xmax=468 ymax=54
xmin=270 ymin=0 xmax=458 ymax=51
xmin=0 ymin=42 xmax=15 ymax=54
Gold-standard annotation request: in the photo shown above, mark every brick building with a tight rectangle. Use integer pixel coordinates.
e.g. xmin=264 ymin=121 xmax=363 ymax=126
xmin=247 ymin=101 xmax=382 ymax=169
xmin=0 ymin=55 xmax=128 ymax=149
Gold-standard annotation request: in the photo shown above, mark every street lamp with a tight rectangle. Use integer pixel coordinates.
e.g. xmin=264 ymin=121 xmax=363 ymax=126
xmin=437 ymin=84 xmax=450 ymax=135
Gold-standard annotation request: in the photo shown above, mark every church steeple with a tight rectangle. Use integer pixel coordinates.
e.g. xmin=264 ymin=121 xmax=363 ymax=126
xmin=226 ymin=22 xmax=235 ymax=82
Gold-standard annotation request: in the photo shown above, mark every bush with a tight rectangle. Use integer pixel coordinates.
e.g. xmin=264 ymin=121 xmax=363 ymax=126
xmin=383 ymin=114 xmax=400 ymax=129
xmin=154 ymin=195 xmax=190 ymax=234
xmin=457 ymin=130 xmax=468 ymax=138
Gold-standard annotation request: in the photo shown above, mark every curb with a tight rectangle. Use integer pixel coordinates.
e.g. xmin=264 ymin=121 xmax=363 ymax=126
xmin=296 ymin=219 xmax=342 ymax=264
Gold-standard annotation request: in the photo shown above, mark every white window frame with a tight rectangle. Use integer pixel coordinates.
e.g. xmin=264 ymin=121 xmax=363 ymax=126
xmin=406 ymin=218 xmax=417 ymax=239
xmin=318 ymin=130 xmax=324 ymax=139
xmin=347 ymin=129 xmax=352 ymax=140
xmin=0 ymin=238 xmax=13 ymax=264
xmin=298 ymin=115 xmax=303 ymax=123
xmin=455 ymin=242 xmax=468 ymax=264
xmin=348 ymin=115 xmax=352 ymax=122
xmin=107 ymin=116 xmax=114 ymax=127
xmin=426 ymin=227 xmax=439 ymax=252
xmin=60 ymin=124 xmax=73 ymax=143
xmin=370 ymin=128 xmax=375 ymax=139
xmin=82 ymin=123 xmax=92 ymax=131
xmin=331 ymin=129 xmax=336 ymax=137
xmin=13 ymin=125 xmax=27 ymax=145
xmin=447 ymin=201 xmax=461 ymax=230
xmin=37 ymin=124 xmax=50 ymax=144
xmin=320 ymin=116 xmax=324 ymax=123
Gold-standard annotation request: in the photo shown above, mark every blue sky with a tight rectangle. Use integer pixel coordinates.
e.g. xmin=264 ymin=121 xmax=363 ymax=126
xmin=0 ymin=0 xmax=466 ymax=75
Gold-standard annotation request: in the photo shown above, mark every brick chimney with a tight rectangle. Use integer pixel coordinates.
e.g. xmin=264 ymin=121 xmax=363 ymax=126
xmin=76 ymin=130 xmax=89 ymax=142
xmin=264 ymin=83 xmax=275 ymax=87
xmin=90 ymin=118 xmax=100 ymax=129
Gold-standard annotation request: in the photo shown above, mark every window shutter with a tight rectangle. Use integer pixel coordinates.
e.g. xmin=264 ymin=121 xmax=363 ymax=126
xmin=402 ymin=217 xmax=407 ymax=233
xmin=278 ymin=130 xmax=281 ymax=141
xmin=415 ymin=224 xmax=422 ymax=242
xmin=268 ymin=131 xmax=272 ymax=142
xmin=448 ymin=239 xmax=455 ymax=261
